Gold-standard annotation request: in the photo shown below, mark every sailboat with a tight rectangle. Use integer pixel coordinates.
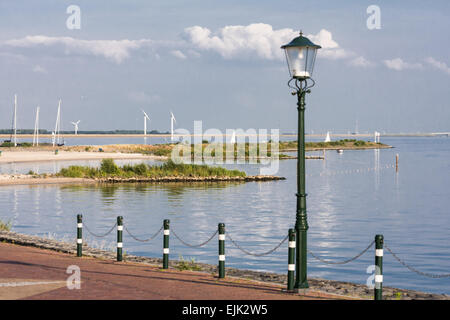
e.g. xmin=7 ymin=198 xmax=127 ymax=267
xmin=53 ymin=99 xmax=65 ymax=147
xmin=324 ymin=131 xmax=331 ymax=142
xmin=4 ymin=94 xmax=18 ymax=145
xmin=230 ymin=130 xmax=236 ymax=144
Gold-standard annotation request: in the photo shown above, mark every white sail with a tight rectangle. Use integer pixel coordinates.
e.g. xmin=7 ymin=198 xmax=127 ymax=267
xmin=230 ymin=130 xmax=236 ymax=144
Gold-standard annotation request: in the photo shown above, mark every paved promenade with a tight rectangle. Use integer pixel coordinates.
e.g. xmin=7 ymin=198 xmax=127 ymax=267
xmin=0 ymin=242 xmax=349 ymax=300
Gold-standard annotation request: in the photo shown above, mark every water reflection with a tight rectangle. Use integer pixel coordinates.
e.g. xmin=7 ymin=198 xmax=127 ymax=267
xmin=374 ymin=149 xmax=380 ymax=190
xmin=0 ymin=137 xmax=449 ymax=294
xmin=100 ymin=185 xmax=117 ymax=205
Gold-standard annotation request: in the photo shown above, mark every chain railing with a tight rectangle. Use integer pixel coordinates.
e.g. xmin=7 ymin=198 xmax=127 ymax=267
xmin=307 ymin=240 xmax=375 ymax=265
xmin=124 ymin=225 xmax=163 ymax=242
xmin=385 ymin=243 xmax=450 ymax=279
xmin=76 ymin=215 xmax=450 ymax=300
xmin=84 ymin=222 xmax=117 ymax=238
xmin=171 ymin=229 xmax=218 ymax=248
xmin=226 ymin=233 xmax=288 ymax=257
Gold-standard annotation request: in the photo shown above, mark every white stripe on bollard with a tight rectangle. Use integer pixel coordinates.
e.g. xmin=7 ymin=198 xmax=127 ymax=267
xmin=77 ymin=223 xmax=83 ymax=228
xmin=117 ymin=242 xmax=123 ymax=248
xmin=288 ymin=264 xmax=295 ymax=271
xmin=219 ymin=255 xmax=225 ymax=261
xmin=376 ymin=249 xmax=383 ymax=257
xmin=117 ymin=225 xmax=123 ymax=231
xmin=164 ymin=229 xmax=170 ymax=235
xmin=218 ymin=234 xmax=225 ymax=241
xmin=375 ymin=275 xmax=383 ymax=283
xmin=163 ymin=248 xmax=169 ymax=254
xmin=289 ymin=241 xmax=296 ymax=248
xmin=77 ymin=239 xmax=82 ymax=244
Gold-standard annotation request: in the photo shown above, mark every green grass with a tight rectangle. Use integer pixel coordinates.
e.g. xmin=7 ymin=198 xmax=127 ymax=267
xmin=174 ymin=255 xmax=203 ymax=271
xmin=57 ymin=159 xmax=246 ymax=179
xmin=0 ymin=219 xmax=12 ymax=231
xmin=278 ymin=139 xmax=387 ymax=150
xmin=176 ymin=143 xmax=288 ymax=160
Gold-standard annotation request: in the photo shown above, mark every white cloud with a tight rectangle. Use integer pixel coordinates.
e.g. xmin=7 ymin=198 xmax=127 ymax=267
xmin=183 ymin=23 xmax=350 ymax=61
xmin=308 ymin=29 xmax=353 ymax=60
xmin=383 ymin=58 xmax=423 ymax=71
xmin=170 ymin=50 xmax=187 ymax=59
xmin=32 ymin=65 xmax=47 ymax=73
xmin=348 ymin=56 xmax=374 ymax=68
xmin=425 ymin=57 xmax=450 ymax=75
xmin=4 ymin=35 xmax=153 ymax=64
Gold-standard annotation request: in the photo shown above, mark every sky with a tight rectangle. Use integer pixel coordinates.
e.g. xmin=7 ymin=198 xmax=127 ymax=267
xmin=0 ymin=0 xmax=449 ymax=134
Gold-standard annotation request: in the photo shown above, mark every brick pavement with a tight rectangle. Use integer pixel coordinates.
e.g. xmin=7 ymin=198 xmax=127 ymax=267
xmin=0 ymin=242 xmax=353 ymax=300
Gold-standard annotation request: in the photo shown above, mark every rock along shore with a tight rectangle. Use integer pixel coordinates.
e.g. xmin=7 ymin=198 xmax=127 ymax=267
xmin=0 ymin=230 xmax=447 ymax=300
xmin=93 ymin=175 xmax=286 ymax=183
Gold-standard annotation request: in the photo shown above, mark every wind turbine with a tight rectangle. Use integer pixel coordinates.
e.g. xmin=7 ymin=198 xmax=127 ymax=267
xmin=33 ymin=106 xmax=40 ymax=146
xmin=141 ymin=110 xmax=150 ymax=136
xmin=170 ymin=111 xmax=176 ymax=141
xmin=71 ymin=120 xmax=80 ymax=135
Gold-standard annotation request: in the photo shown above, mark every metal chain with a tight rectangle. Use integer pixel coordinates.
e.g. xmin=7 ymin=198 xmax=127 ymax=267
xmin=307 ymin=240 xmax=375 ymax=265
xmin=84 ymin=222 xmax=117 ymax=238
xmin=385 ymin=243 xmax=450 ymax=279
xmin=124 ymin=225 xmax=163 ymax=242
xmin=226 ymin=233 xmax=288 ymax=257
xmin=171 ymin=229 xmax=218 ymax=248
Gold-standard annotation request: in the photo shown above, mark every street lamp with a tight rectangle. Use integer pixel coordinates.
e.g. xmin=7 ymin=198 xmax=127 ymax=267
xmin=281 ymin=31 xmax=321 ymax=289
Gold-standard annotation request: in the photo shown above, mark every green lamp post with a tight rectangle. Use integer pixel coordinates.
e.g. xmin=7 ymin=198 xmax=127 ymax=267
xmin=281 ymin=31 xmax=321 ymax=289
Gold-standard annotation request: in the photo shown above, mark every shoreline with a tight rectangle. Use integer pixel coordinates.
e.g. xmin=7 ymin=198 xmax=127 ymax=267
xmin=0 ymin=230 xmax=447 ymax=300
xmin=0 ymin=174 xmax=285 ymax=186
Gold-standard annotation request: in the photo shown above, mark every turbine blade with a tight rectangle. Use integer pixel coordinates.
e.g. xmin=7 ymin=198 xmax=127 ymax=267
xmin=142 ymin=109 xmax=150 ymax=120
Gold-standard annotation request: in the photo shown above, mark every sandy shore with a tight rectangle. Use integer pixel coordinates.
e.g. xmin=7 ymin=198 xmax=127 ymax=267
xmin=0 ymin=150 xmax=164 ymax=164
xmin=0 ymin=175 xmax=94 ymax=186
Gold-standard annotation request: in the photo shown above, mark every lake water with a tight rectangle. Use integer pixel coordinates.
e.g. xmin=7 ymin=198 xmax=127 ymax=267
xmin=0 ymin=136 xmax=449 ymax=295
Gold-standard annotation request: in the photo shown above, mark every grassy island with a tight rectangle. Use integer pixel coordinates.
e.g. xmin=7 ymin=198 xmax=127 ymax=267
xmin=57 ymin=159 xmax=247 ymax=179
xmin=279 ymin=139 xmax=391 ymax=151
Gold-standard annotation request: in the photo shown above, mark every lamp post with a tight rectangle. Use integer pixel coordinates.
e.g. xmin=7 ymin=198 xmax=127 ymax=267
xmin=281 ymin=31 xmax=321 ymax=289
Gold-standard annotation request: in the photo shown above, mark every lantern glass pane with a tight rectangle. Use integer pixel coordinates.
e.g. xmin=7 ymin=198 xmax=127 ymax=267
xmin=305 ymin=47 xmax=318 ymax=77
xmin=285 ymin=46 xmax=318 ymax=79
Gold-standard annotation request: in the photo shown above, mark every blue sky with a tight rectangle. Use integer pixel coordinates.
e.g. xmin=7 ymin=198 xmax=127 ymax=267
xmin=0 ymin=0 xmax=449 ymax=133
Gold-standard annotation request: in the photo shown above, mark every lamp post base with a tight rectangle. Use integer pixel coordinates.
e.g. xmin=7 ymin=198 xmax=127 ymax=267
xmin=294 ymin=282 xmax=309 ymax=290
xmin=293 ymin=287 xmax=310 ymax=295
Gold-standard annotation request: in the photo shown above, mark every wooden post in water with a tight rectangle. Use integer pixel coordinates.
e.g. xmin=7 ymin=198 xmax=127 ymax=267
xmin=395 ymin=154 xmax=399 ymax=172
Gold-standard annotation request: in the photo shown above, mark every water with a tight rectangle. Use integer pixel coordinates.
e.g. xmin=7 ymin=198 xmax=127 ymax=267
xmin=0 ymin=136 xmax=449 ymax=295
